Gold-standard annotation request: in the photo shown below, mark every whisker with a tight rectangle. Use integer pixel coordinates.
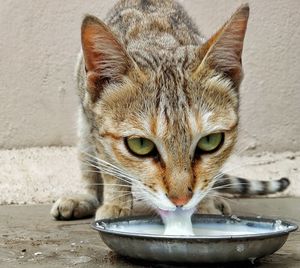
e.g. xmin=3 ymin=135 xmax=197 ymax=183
xmin=81 ymin=150 xmax=168 ymax=207
xmin=220 ymin=159 xmax=276 ymax=175
xmin=81 ymin=167 xmax=133 ymax=183
xmin=211 ymin=182 xmax=254 ymax=191
xmin=82 ymin=163 xmax=136 ymax=185
xmin=89 ymin=170 xmax=157 ymax=201
xmin=82 ymin=151 xmax=137 ymax=177
xmin=82 ymin=152 xmax=151 ymax=187
xmin=205 ymin=192 xmax=238 ymax=205
xmin=86 ymin=183 xmax=132 ymax=188
xmin=105 ymin=192 xmax=133 ymax=203
xmin=86 ymin=163 xmax=142 ymax=185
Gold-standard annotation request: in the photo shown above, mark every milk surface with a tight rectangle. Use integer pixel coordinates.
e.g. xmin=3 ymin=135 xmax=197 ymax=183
xmin=107 ymin=210 xmax=283 ymax=236
xmin=109 ymin=222 xmax=273 ymax=236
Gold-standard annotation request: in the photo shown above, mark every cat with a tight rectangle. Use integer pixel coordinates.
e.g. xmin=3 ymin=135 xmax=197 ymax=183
xmin=51 ymin=0 xmax=289 ymax=221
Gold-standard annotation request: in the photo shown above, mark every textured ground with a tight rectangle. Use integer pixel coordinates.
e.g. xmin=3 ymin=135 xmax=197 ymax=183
xmin=0 ymin=147 xmax=299 ymax=205
xmin=0 ymin=199 xmax=299 ymax=267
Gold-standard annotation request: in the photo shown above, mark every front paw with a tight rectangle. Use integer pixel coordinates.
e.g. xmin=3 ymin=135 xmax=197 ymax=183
xmin=50 ymin=194 xmax=99 ymax=220
xmin=197 ymin=196 xmax=231 ymax=215
xmin=213 ymin=196 xmax=231 ymax=215
xmin=95 ymin=204 xmax=131 ymax=220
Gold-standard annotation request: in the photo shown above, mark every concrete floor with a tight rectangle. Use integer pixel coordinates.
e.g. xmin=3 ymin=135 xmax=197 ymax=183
xmin=1 ymin=198 xmax=299 ymax=268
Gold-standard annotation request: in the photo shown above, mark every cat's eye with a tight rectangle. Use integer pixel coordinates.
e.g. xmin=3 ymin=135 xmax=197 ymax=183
xmin=197 ymin=133 xmax=224 ymax=153
xmin=125 ymin=137 xmax=156 ymax=156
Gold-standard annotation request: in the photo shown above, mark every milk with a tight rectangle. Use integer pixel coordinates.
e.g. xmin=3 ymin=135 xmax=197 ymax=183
xmin=107 ymin=210 xmax=280 ymax=236
xmin=159 ymin=208 xmax=194 ymax=235
xmin=108 ymin=221 xmax=272 ymax=236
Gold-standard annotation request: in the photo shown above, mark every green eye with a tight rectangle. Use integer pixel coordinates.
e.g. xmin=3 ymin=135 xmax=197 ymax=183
xmin=197 ymin=133 xmax=224 ymax=152
xmin=126 ymin=137 xmax=155 ymax=156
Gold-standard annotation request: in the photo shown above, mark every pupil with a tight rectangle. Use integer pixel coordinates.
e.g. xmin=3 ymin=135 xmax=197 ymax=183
xmin=140 ymin=138 xmax=144 ymax=147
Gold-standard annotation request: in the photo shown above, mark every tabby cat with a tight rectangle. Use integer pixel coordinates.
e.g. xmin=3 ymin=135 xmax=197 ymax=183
xmin=51 ymin=0 xmax=289 ymax=220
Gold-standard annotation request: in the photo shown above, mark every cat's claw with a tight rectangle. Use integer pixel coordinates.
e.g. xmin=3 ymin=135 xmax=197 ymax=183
xmin=50 ymin=194 xmax=99 ymax=220
xmin=95 ymin=204 xmax=131 ymax=220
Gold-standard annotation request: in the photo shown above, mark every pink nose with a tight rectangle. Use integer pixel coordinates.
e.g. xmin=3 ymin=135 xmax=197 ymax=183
xmin=170 ymin=195 xmax=192 ymax=207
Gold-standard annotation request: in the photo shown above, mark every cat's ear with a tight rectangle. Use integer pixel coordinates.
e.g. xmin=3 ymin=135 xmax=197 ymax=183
xmin=196 ymin=4 xmax=249 ymax=87
xmin=81 ymin=15 xmax=133 ymax=101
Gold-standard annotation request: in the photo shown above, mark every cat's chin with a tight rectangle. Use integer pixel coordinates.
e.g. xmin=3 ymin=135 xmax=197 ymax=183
xmin=157 ymin=208 xmax=196 ymax=236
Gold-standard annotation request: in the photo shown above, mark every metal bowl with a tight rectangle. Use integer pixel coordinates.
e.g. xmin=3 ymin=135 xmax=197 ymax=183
xmin=91 ymin=214 xmax=298 ymax=263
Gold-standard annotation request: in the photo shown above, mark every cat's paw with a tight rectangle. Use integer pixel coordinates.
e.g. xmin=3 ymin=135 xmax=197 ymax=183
xmin=50 ymin=194 xmax=99 ymax=220
xmin=213 ymin=197 xmax=231 ymax=215
xmin=95 ymin=204 xmax=131 ymax=220
xmin=197 ymin=197 xmax=231 ymax=215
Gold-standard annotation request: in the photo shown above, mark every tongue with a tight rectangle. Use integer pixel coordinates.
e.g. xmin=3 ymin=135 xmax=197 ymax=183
xmin=159 ymin=208 xmax=194 ymax=235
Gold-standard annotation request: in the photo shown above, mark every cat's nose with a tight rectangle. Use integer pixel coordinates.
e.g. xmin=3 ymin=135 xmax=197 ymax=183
xmin=169 ymin=195 xmax=192 ymax=207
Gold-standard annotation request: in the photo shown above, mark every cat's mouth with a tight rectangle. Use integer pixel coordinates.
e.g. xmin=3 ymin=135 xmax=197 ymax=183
xmin=143 ymin=189 xmax=205 ymax=215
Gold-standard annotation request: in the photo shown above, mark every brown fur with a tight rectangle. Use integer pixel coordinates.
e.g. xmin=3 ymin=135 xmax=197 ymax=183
xmin=50 ymin=1 xmax=289 ymax=221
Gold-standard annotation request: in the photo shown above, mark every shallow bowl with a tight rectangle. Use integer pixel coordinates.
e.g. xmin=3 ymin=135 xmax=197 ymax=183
xmin=91 ymin=214 xmax=298 ymax=263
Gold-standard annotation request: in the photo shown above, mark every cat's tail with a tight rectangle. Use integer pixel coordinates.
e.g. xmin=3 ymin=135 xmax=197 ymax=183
xmin=213 ymin=174 xmax=290 ymax=196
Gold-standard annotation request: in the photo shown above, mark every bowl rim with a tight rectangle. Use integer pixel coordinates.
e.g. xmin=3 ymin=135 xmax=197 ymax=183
xmin=91 ymin=214 xmax=298 ymax=241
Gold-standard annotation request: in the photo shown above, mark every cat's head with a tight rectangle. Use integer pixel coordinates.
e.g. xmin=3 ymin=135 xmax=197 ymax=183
xmin=81 ymin=5 xmax=249 ymax=211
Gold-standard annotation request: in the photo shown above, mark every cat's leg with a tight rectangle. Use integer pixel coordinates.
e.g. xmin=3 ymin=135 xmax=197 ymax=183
xmin=95 ymin=174 xmax=133 ymax=220
xmin=50 ymin=109 xmax=102 ymax=220
xmin=50 ymin=147 xmax=102 ymax=220
xmin=197 ymin=196 xmax=231 ymax=215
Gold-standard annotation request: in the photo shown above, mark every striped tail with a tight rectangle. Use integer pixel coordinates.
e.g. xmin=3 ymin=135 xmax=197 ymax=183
xmin=213 ymin=174 xmax=290 ymax=196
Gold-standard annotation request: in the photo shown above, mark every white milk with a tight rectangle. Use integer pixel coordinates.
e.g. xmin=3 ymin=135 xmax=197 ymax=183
xmin=107 ymin=210 xmax=283 ymax=236
xmin=159 ymin=209 xmax=194 ymax=235
xmin=108 ymin=222 xmax=273 ymax=236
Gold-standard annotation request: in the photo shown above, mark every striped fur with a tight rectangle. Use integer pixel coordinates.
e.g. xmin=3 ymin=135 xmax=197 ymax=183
xmin=214 ymin=175 xmax=290 ymax=196
xmin=51 ymin=1 xmax=289 ymax=221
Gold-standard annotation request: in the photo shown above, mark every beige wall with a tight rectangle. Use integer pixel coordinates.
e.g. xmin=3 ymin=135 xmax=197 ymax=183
xmin=0 ymin=0 xmax=299 ymax=152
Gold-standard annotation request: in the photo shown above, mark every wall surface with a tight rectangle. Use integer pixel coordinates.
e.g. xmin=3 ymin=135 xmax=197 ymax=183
xmin=0 ymin=0 xmax=299 ymax=152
